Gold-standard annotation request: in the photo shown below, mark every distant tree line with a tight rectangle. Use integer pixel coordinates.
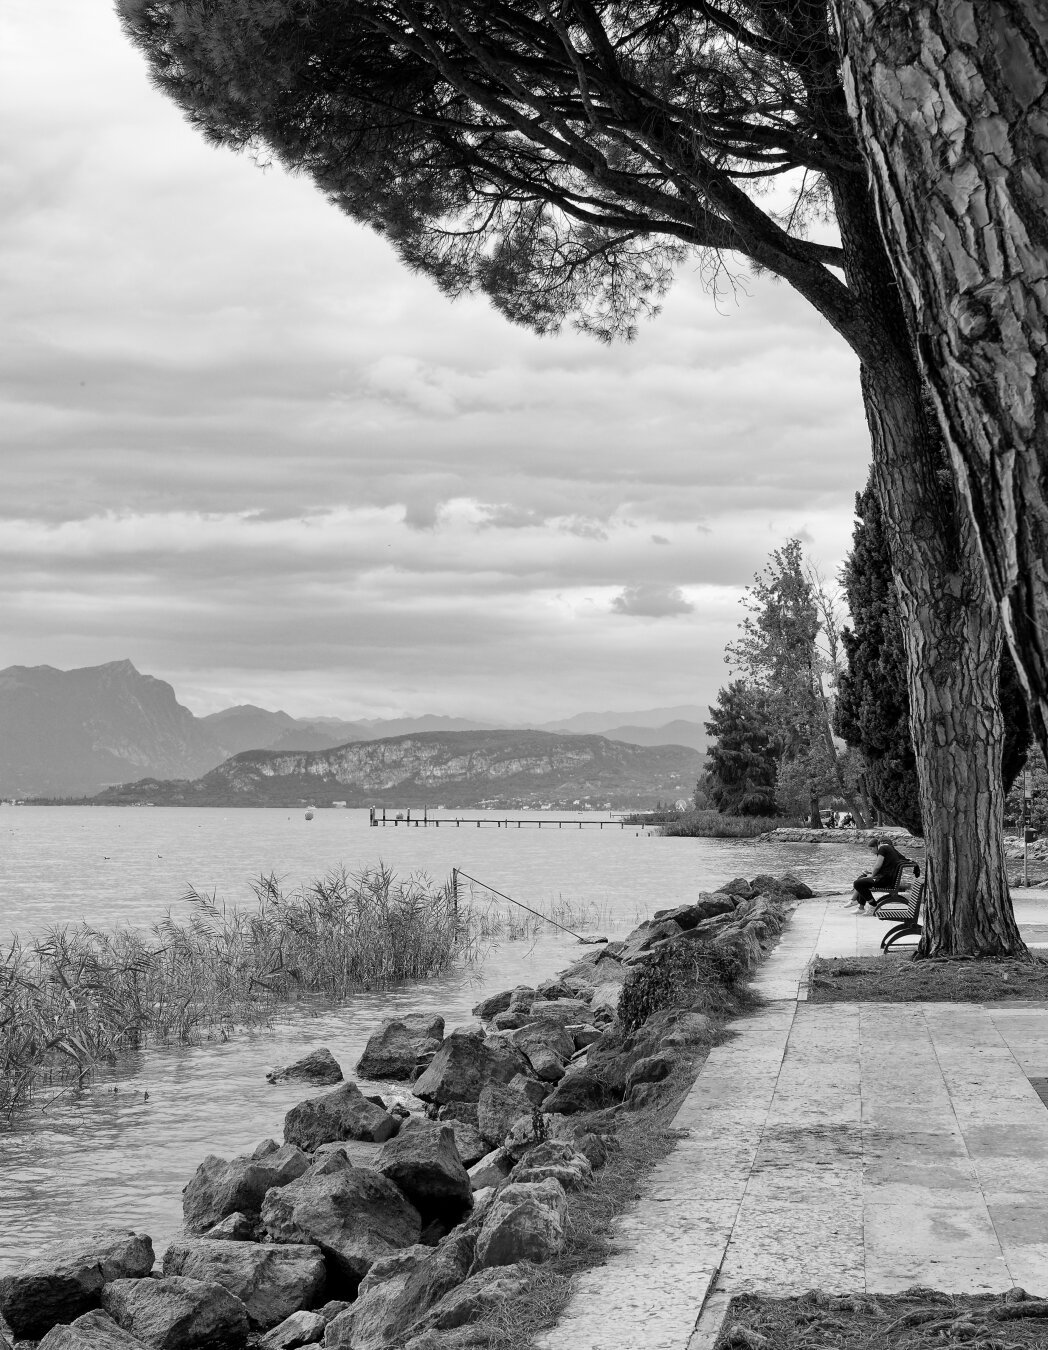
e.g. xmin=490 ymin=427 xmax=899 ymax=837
xmin=702 ymin=487 xmax=1033 ymax=831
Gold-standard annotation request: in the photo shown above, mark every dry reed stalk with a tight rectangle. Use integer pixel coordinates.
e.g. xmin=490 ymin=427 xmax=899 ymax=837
xmin=0 ymin=865 xmax=466 ymax=1116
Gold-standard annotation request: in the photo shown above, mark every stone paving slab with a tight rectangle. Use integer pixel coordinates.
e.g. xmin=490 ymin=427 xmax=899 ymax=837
xmin=538 ymin=900 xmax=1048 ymax=1350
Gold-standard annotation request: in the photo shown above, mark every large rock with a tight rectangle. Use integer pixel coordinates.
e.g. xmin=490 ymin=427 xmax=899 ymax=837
xmin=374 ymin=1119 xmax=473 ymax=1228
xmin=535 ymin=979 xmax=574 ymax=1000
xmin=470 ymin=991 xmax=513 ymax=1020
xmin=410 ymin=1030 xmax=530 ymax=1106
xmin=435 ymin=1101 xmax=478 ymax=1126
xmin=507 ymin=1022 xmax=573 ymax=1082
xmin=715 ymin=877 xmax=758 ymax=899
xmin=259 ymin=1310 xmax=327 ymax=1350
xmin=624 ymin=1052 xmax=675 ymax=1093
xmin=408 ymin=1267 xmax=530 ymax=1336
xmin=566 ymin=1024 xmax=602 ymax=1050
xmin=355 ymin=1015 xmax=445 ymax=1081
xmin=466 ymin=1149 xmax=513 ymax=1192
xmin=267 ymin=1049 xmax=344 ymax=1086
xmin=619 ymin=920 xmax=684 ymax=963
xmin=37 ymin=1311 xmax=146 ymax=1350
xmin=583 ymin=1025 xmax=673 ymax=1095
xmin=323 ymin=1232 xmax=473 ymax=1350
xmin=473 ymin=1179 xmax=567 ymax=1269
xmin=476 ymin=1081 xmax=535 ymax=1148
xmin=588 ymin=982 xmax=623 ymax=1016
xmin=101 ymin=1276 xmax=249 ymax=1350
xmin=201 ymin=1213 xmax=256 ymax=1242
xmin=557 ymin=961 xmax=605 ymax=991
xmin=183 ymin=1144 xmax=310 ymax=1234
xmin=0 ymin=1230 xmax=155 ymax=1340
xmin=657 ymin=1011 xmax=714 ymax=1048
xmin=489 ymin=1007 xmax=534 ymax=1032
xmin=261 ymin=1152 xmax=421 ymax=1289
xmin=652 ymin=896 xmax=736 ymax=928
xmin=507 ymin=1073 xmax=550 ymax=1107
xmin=749 ymin=873 xmax=798 ymax=898
xmin=542 ymin=1069 xmax=617 ymax=1114
xmin=444 ymin=1120 xmax=487 ymax=1167
xmin=525 ymin=998 xmax=593 ymax=1026
xmin=283 ymin=1082 xmax=399 ymax=1151
xmin=509 ymin=1141 xmax=592 ymax=1190
xmin=775 ymin=872 xmax=815 ymax=899
xmin=161 ymin=1240 xmax=326 ymax=1330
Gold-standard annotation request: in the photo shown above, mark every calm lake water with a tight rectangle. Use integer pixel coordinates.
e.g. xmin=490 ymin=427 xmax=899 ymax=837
xmin=0 ymin=806 xmax=871 ymax=1271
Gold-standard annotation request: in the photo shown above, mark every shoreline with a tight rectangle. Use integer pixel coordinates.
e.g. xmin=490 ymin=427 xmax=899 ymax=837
xmin=0 ymin=872 xmax=802 ymax=1349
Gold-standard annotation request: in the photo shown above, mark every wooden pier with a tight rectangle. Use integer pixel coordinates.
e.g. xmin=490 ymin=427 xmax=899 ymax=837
xmin=368 ymin=806 xmax=633 ymax=829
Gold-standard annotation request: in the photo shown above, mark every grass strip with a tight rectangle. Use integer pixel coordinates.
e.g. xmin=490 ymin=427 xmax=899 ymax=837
xmin=716 ymin=1287 xmax=1048 ymax=1350
xmin=808 ymin=955 xmax=1048 ymax=1003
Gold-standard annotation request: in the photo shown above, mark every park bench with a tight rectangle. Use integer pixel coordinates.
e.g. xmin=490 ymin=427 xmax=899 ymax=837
xmin=869 ymin=854 xmax=920 ymax=900
xmin=872 ymin=877 xmax=925 ymax=950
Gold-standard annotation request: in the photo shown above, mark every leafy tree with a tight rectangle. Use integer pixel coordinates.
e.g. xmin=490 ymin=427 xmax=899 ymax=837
xmin=727 ymin=539 xmax=865 ymax=826
xmin=116 ymin=1 xmax=1026 ymax=956
xmin=833 ymin=3 xmax=1048 ymax=759
xmin=703 ymin=681 xmax=779 ymax=817
xmin=837 ymin=477 xmax=1032 ymax=835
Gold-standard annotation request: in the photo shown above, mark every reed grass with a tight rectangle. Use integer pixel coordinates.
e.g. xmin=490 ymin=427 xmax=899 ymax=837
xmin=0 ymin=865 xmax=466 ymax=1115
xmin=0 ymin=869 xmax=625 ymax=1115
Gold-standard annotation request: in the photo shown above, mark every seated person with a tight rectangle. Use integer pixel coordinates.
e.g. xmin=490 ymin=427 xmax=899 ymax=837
xmin=847 ymin=837 xmax=911 ymax=912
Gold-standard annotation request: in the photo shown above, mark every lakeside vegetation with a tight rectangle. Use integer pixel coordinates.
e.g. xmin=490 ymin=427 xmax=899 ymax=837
xmin=625 ymin=805 xmax=808 ymax=838
xmin=0 ymin=866 xmax=605 ymax=1117
xmin=658 ymin=808 xmax=806 ymax=839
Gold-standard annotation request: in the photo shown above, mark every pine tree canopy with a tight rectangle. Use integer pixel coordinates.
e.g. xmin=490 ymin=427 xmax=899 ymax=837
xmin=116 ymin=1 xmax=861 ymax=348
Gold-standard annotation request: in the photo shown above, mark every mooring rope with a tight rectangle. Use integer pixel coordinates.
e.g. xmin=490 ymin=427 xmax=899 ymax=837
xmin=452 ymin=868 xmax=607 ymax=944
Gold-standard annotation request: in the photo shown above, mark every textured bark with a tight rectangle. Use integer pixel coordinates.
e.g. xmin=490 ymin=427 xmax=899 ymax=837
xmin=829 ymin=148 xmax=1027 ymax=958
xmin=861 ymin=360 xmax=1024 ymax=956
xmin=833 ymin=0 xmax=1048 ymax=755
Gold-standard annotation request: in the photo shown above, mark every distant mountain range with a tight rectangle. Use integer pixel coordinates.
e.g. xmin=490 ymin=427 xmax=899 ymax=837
xmin=93 ymin=730 xmax=703 ymax=810
xmin=0 ymin=660 xmax=707 ymax=800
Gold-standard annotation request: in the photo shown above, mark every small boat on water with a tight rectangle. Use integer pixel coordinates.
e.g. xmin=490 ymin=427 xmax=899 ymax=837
xmin=304 ymin=805 xmax=315 ymax=821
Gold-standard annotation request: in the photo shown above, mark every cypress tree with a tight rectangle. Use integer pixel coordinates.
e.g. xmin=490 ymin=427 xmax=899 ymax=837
xmin=836 ymin=478 xmax=1032 ymax=837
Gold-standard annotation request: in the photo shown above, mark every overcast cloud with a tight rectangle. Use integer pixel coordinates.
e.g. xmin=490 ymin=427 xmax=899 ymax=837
xmin=0 ymin=0 xmax=872 ymax=724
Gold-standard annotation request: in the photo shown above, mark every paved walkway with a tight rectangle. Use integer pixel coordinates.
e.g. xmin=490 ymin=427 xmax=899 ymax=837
xmin=537 ymin=896 xmax=1048 ymax=1350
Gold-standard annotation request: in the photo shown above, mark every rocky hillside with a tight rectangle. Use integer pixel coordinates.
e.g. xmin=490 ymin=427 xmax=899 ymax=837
xmin=1 ymin=659 xmax=706 ymax=800
xmin=0 ymin=660 xmax=226 ymax=798
xmin=92 ymin=730 xmax=703 ymax=809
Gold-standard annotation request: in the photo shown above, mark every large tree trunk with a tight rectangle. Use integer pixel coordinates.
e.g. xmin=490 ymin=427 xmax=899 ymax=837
xmin=828 ymin=148 xmax=1028 ymax=958
xmin=832 ymin=0 xmax=1048 ymax=758
xmin=861 ymin=357 xmax=1025 ymax=956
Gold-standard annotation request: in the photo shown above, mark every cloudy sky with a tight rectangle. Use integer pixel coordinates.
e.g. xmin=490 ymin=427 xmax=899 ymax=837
xmin=1 ymin=0 xmax=872 ymax=725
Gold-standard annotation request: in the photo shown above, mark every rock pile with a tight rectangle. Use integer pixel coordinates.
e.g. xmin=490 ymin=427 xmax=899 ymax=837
xmin=0 ymin=872 xmax=801 ymax=1350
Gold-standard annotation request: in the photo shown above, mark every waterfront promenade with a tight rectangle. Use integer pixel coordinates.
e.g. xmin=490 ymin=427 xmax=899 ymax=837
xmin=538 ymin=893 xmax=1048 ymax=1350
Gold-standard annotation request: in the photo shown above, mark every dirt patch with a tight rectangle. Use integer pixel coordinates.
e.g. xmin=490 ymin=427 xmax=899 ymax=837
xmin=716 ymin=1287 xmax=1048 ymax=1350
xmin=808 ymin=955 xmax=1048 ymax=1003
